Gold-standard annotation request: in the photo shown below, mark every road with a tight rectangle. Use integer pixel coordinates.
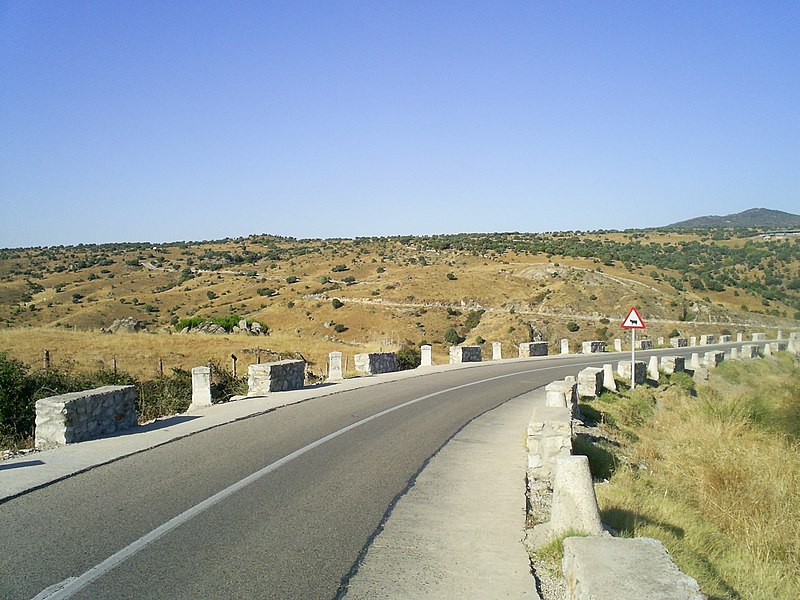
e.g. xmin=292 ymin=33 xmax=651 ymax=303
xmin=0 ymin=345 xmax=744 ymax=600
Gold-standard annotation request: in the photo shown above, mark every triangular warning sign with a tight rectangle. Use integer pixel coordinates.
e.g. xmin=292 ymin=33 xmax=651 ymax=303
xmin=621 ymin=307 xmax=646 ymax=329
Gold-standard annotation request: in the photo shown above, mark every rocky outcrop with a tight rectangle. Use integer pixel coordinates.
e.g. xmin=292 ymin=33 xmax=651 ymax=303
xmin=105 ymin=317 xmax=147 ymax=333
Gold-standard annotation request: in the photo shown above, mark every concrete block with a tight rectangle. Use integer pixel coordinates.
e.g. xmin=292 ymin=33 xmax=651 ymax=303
xmin=670 ymin=337 xmax=688 ymax=348
xmin=530 ymin=456 xmax=604 ymax=548
xmin=704 ymin=351 xmax=724 ymax=368
xmin=764 ymin=343 xmax=772 ymax=357
xmin=740 ymin=344 xmax=758 ymax=359
xmin=699 ymin=334 xmax=716 ymax=345
xmin=657 ymin=337 xmax=664 ymax=346
xmin=420 ymin=344 xmax=432 ymax=367
xmin=777 ymin=330 xmax=783 ymax=340
xmin=647 ymin=356 xmax=660 ymax=381
xmin=35 ymin=386 xmax=137 ymax=447
xmin=752 ymin=333 xmax=767 ymax=342
xmin=719 ymin=335 xmax=732 ymax=343
xmin=638 ymin=339 xmax=654 ymax=350
xmin=617 ymin=361 xmax=646 ymax=385
xmin=248 ymin=360 xmax=305 ymax=394
xmin=689 ymin=336 xmax=697 ymax=347
xmin=736 ymin=333 xmax=743 ymax=342
xmin=582 ymin=341 xmax=606 ymax=354
xmin=355 ymin=352 xmax=399 ymax=375
xmin=577 ymin=367 xmax=603 ymax=398
xmin=602 ymin=364 xmax=617 ymax=392
xmin=519 ymin=342 xmax=548 ymax=358
xmin=561 ymin=339 xmax=570 ymax=355
xmin=328 ymin=351 xmax=343 ymax=380
xmin=562 ymin=536 xmax=704 ymax=600
xmin=729 ymin=347 xmax=739 ymax=360
xmin=689 ymin=353 xmax=701 ymax=369
xmin=769 ymin=341 xmax=788 ymax=352
xmin=526 ymin=406 xmax=572 ymax=482
xmin=660 ymin=356 xmax=685 ymax=374
xmin=492 ymin=341 xmax=502 ymax=360
xmin=614 ymin=339 xmax=623 ymax=352
xmin=449 ymin=346 xmax=482 ymax=363
xmin=190 ymin=366 xmax=212 ymax=409
xmin=546 ymin=380 xmax=579 ymax=417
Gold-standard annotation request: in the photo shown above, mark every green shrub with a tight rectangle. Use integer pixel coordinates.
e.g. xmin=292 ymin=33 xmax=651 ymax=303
xmin=331 ymin=298 xmax=344 ymax=309
xmin=444 ymin=327 xmax=462 ymax=345
xmin=333 ymin=323 xmax=347 ymax=333
xmin=567 ymin=322 xmax=580 ymax=332
xmin=257 ymin=288 xmax=276 ymax=297
xmin=396 ymin=346 xmax=421 ymax=370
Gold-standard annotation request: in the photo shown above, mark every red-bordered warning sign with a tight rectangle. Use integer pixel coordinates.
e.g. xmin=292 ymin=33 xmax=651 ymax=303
xmin=621 ymin=306 xmax=646 ymax=329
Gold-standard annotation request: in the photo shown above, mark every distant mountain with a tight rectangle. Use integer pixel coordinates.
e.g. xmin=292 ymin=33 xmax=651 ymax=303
xmin=665 ymin=208 xmax=800 ymax=229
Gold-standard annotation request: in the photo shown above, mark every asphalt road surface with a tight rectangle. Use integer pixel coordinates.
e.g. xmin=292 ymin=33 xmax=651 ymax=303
xmin=0 ymin=346 xmax=738 ymax=600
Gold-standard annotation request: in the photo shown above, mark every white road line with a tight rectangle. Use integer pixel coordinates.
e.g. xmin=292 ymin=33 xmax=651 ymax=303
xmin=36 ymin=363 xmax=584 ymax=599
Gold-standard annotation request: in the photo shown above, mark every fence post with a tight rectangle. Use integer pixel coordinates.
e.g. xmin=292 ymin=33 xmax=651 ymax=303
xmin=112 ymin=356 xmax=117 ymax=375
xmin=231 ymin=354 xmax=237 ymax=377
xmin=158 ymin=358 xmax=164 ymax=377
xmin=43 ymin=349 xmax=51 ymax=370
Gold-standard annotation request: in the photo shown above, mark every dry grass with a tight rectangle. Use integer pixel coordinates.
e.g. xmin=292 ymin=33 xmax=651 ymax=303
xmin=592 ymin=357 xmax=800 ymax=600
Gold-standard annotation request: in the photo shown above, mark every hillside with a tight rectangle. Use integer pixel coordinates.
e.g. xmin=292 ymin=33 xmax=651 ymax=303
xmin=0 ymin=230 xmax=798 ymax=378
xmin=665 ymin=208 xmax=800 ymax=229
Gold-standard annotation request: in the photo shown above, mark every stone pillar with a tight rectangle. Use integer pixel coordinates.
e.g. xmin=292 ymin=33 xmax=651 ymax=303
xmin=560 ymin=339 xmax=570 ymax=355
xmin=190 ymin=366 xmax=212 ymax=409
xmin=547 ymin=455 xmax=604 ymax=538
xmin=690 ymin=352 xmax=701 ymax=369
xmin=736 ymin=332 xmax=743 ymax=342
xmin=764 ymin=343 xmax=772 ymax=357
xmin=729 ymin=347 xmax=739 ymax=360
xmin=420 ymin=344 xmax=432 ymax=367
xmin=492 ymin=342 xmax=502 ymax=360
xmin=328 ymin=352 xmax=343 ymax=381
xmin=602 ymin=364 xmax=617 ymax=392
xmin=647 ymin=356 xmax=660 ymax=381
xmin=614 ymin=338 xmax=623 ymax=352
xmin=777 ymin=330 xmax=783 ymax=340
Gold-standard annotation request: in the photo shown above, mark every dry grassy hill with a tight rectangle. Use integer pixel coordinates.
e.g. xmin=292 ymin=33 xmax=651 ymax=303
xmin=1 ymin=230 xmax=798 ymax=378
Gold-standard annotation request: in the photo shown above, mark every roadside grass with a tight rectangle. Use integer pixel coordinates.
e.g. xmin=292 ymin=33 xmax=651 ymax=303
xmin=585 ymin=358 xmax=800 ymax=600
xmin=533 ymin=530 xmax=590 ymax=577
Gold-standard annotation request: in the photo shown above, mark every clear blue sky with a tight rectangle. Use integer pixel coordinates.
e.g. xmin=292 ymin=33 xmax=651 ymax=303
xmin=1 ymin=1 xmax=798 ymax=247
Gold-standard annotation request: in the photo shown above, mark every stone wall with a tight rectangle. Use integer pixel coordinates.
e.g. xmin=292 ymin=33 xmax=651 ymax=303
xmin=660 ymin=356 xmax=685 ymax=374
xmin=581 ymin=341 xmax=606 ymax=354
xmin=247 ymin=360 xmax=305 ymax=394
xmin=355 ymin=352 xmax=399 ymax=375
xmin=617 ymin=360 xmax=646 ymax=385
xmin=449 ymin=346 xmax=482 ymax=363
xmin=35 ymin=386 xmax=137 ymax=447
xmin=519 ymin=342 xmax=549 ymax=358
xmin=577 ymin=367 xmax=603 ymax=398
xmin=526 ymin=405 xmax=572 ymax=483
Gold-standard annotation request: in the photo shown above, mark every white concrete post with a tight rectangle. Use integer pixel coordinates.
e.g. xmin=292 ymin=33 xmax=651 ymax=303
xmin=647 ymin=356 xmax=660 ymax=381
xmin=730 ymin=347 xmax=739 ymax=360
xmin=420 ymin=345 xmax=432 ymax=367
xmin=328 ymin=352 xmax=343 ymax=380
xmin=736 ymin=332 xmax=743 ymax=342
xmin=690 ymin=353 xmax=701 ymax=369
xmin=613 ymin=339 xmax=622 ymax=352
xmin=190 ymin=366 xmax=212 ymax=410
xmin=657 ymin=337 xmax=664 ymax=346
xmin=560 ymin=339 xmax=570 ymax=355
xmin=602 ymin=363 xmax=617 ymax=392
xmin=690 ymin=336 xmax=697 ymax=346
xmin=492 ymin=342 xmax=502 ymax=360
xmin=777 ymin=330 xmax=783 ymax=340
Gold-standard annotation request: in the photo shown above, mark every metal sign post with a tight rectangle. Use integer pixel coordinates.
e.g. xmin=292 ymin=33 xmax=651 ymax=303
xmin=621 ymin=307 xmax=647 ymax=390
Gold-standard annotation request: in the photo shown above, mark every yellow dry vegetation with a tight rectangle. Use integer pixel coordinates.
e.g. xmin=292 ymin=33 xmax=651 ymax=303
xmin=591 ymin=355 xmax=800 ymax=600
